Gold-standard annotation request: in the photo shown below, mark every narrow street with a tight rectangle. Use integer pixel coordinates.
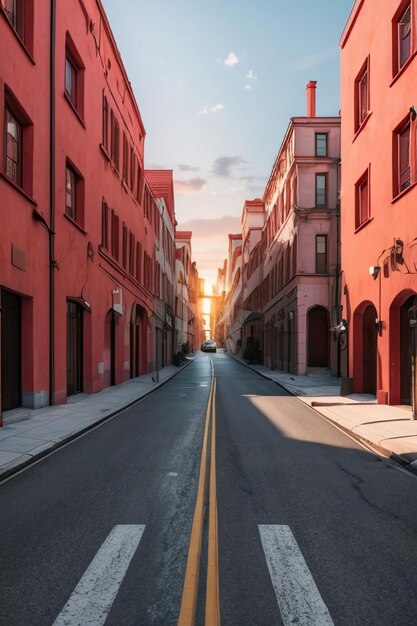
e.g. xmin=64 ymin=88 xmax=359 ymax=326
xmin=2 ymin=353 xmax=417 ymax=625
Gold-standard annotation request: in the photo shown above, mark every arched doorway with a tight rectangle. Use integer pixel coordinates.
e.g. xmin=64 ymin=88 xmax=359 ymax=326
xmin=399 ymin=295 xmax=417 ymax=404
xmin=104 ymin=309 xmax=116 ymax=387
xmin=389 ymin=290 xmax=417 ymax=405
xmin=362 ymin=304 xmax=377 ymax=394
xmin=307 ymin=306 xmax=329 ymax=368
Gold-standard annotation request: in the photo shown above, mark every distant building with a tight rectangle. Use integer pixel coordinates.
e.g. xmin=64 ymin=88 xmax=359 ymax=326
xmin=145 ymin=170 xmax=176 ymax=370
xmin=216 ymin=82 xmax=341 ymax=376
xmin=340 ymin=0 xmax=417 ymax=404
xmin=260 ymin=82 xmax=340 ymax=375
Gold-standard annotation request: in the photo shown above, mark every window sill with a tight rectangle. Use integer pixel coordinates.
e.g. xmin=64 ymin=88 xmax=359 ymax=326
xmin=390 ymin=50 xmax=417 ymax=87
xmin=100 ymin=143 xmax=111 ymax=161
xmin=64 ymin=212 xmax=87 ymax=234
xmin=0 ymin=171 xmax=37 ymax=205
xmin=64 ymin=92 xmax=86 ymax=128
xmin=354 ymin=216 xmax=374 ymax=233
xmin=0 ymin=7 xmax=35 ymax=64
xmin=391 ymin=181 xmax=417 ymax=204
xmin=389 ymin=50 xmax=417 ymax=87
xmin=353 ymin=111 xmax=372 ymax=142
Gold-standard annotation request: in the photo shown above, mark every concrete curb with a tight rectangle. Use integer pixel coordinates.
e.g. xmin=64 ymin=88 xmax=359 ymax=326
xmin=0 ymin=359 xmax=193 ymax=483
xmin=227 ymin=353 xmax=417 ymax=475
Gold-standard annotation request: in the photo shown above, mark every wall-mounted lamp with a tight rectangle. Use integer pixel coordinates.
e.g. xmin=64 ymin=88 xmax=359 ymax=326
xmin=369 ymin=265 xmax=381 ymax=279
xmin=330 ymin=319 xmax=347 ymax=333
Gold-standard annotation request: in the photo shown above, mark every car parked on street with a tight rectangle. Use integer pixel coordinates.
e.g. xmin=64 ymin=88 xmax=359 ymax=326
xmin=201 ymin=340 xmax=217 ymax=353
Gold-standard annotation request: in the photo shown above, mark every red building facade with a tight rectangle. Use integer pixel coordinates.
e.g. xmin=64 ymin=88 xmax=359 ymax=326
xmin=0 ymin=0 xmax=186 ymax=416
xmin=340 ymin=0 xmax=417 ymax=404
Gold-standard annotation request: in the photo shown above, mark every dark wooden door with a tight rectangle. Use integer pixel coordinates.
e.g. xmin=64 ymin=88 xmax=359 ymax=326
xmin=362 ymin=305 xmax=377 ymax=395
xmin=67 ymin=301 xmax=83 ymax=396
xmin=307 ymin=306 xmax=329 ymax=367
xmin=400 ymin=296 xmax=415 ymax=404
xmin=1 ymin=289 xmax=21 ymax=410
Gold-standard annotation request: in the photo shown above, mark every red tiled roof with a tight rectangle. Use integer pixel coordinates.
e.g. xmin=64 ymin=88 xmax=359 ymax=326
xmin=176 ymin=231 xmax=192 ymax=240
xmin=145 ymin=170 xmax=175 ymax=225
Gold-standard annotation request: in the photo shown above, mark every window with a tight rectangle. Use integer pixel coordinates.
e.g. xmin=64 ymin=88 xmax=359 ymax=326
xmin=65 ymin=165 xmax=76 ymax=219
xmin=130 ymin=147 xmax=135 ymax=191
xmin=316 ymin=235 xmax=328 ymax=274
xmin=315 ymin=174 xmax=327 ymax=207
xmin=101 ymin=199 xmax=109 ymax=248
xmin=393 ymin=2 xmax=415 ymax=76
xmin=129 ymin=232 xmax=135 ymax=275
xmin=315 ymin=133 xmax=327 ymax=157
xmin=136 ymin=242 xmax=142 ymax=281
xmin=136 ymin=161 xmax=143 ymax=203
xmin=111 ymin=210 xmax=119 ymax=261
xmin=399 ymin=121 xmax=411 ymax=191
xmin=110 ymin=111 xmax=120 ymax=171
xmin=2 ymin=0 xmax=23 ymax=37
xmin=5 ymin=107 xmax=22 ymax=186
xmin=355 ymin=169 xmax=370 ymax=228
xmin=122 ymin=223 xmax=127 ymax=269
xmin=64 ymin=35 xmax=84 ymax=118
xmin=65 ymin=161 xmax=84 ymax=225
xmin=355 ymin=58 xmax=369 ymax=130
xmin=398 ymin=3 xmax=412 ymax=69
xmin=4 ymin=91 xmax=33 ymax=195
xmin=65 ymin=56 xmax=77 ymax=106
xmin=102 ymin=92 xmax=109 ymax=151
xmin=122 ymin=133 xmax=129 ymax=183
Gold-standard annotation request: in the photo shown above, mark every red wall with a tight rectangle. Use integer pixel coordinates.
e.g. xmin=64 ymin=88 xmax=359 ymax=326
xmin=0 ymin=2 xmax=51 ymax=409
xmin=0 ymin=0 xmax=165 ymax=410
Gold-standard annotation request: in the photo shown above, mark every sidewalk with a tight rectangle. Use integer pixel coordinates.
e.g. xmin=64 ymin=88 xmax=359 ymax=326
xmin=0 ymin=360 xmax=193 ymax=480
xmin=230 ymin=354 xmax=417 ymax=471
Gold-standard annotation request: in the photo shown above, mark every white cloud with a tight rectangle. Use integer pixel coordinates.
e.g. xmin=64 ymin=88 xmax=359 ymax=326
xmin=224 ymin=51 xmax=239 ymax=67
xmin=244 ymin=84 xmax=252 ymax=90
xmin=246 ymin=69 xmax=257 ymax=80
xmin=198 ymin=103 xmax=224 ymax=115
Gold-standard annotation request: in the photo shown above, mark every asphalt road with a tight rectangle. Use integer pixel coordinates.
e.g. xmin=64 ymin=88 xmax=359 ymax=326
xmin=214 ymin=352 xmax=417 ymax=625
xmin=0 ymin=357 xmax=211 ymax=626
xmin=1 ymin=352 xmax=417 ymax=625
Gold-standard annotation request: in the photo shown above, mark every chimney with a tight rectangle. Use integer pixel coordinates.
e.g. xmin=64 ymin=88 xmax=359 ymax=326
xmin=306 ymin=81 xmax=317 ymax=117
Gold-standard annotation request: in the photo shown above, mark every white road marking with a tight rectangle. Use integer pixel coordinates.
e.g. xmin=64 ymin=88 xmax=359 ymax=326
xmin=52 ymin=524 xmax=145 ymax=626
xmin=168 ymin=472 xmax=178 ymax=476
xmin=259 ymin=524 xmax=334 ymax=626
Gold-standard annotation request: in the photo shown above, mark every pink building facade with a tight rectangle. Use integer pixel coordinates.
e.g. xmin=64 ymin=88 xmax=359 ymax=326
xmin=261 ymin=85 xmax=341 ymax=375
xmin=217 ymin=83 xmax=341 ymax=376
xmin=340 ymin=0 xmax=417 ymax=404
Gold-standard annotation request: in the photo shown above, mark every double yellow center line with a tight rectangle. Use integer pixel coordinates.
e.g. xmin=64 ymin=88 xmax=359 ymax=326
xmin=178 ymin=365 xmax=220 ymax=626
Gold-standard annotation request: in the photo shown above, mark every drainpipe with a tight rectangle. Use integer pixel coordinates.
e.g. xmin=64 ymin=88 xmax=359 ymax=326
xmin=49 ymin=0 xmax=56 ymax=406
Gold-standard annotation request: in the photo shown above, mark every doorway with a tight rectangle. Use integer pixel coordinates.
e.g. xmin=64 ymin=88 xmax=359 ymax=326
xmin=362 ymin=304 xmax=377 ymax=394
xmin=307 ymin=306 xmax=329 ymax=367
xmin=104 ymin=309 xmax=116 ymax=387
xmin=400 ymin=295 xmax=416 ymax=404
xmin=1 ymin=289 xmax=22 ymax=410
xmin=67 ymin=300 xmax=83 ymax=396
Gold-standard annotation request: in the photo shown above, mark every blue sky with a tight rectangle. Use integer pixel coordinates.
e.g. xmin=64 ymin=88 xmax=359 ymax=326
xmin=102 ymin=0 xmax=354 ymax=287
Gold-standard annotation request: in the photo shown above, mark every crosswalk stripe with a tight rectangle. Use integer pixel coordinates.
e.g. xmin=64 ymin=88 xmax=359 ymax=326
xmin=52 ymin=524 xmax=145 ymax=626
xmin=259 ymin=524 xmax=334 ymax=626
